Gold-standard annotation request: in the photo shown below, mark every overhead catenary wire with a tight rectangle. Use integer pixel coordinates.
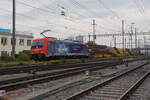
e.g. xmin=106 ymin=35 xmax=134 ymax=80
xmin=134 ymin=0 xmax=144 ymax=14
xmin=97 ymin=0 xmax=120 ymax=19
xmin=138 ymin=0 xmax=146 ymax=12
xmin=16 ymin=1 xmax=56 ymax=15
xmin=2 ymin=0 xmax=93 ymax=35
xmin=65 ymin=0 xmax=120 ymax=33
xmin=44 ymin=0 xmax=118 ymax=34
xmin=0 ymin=8 xmax=36 ymax=20
xmin=132 ymin=0 xmax=149 ymax=27
xmin=13 ymin=0 xmax=120 ymax=34
xmin=68 ymin=0 xmax=120 ymax=28
xmin=36 ymin=0 xmax=56 ymax=11
xmin=17 ymin=0 xmax=94 ymax=33
xmin=54 ymin=0 xmax=117 ymax=32
xmin=2 ymin=0 xmax=149 ymax=42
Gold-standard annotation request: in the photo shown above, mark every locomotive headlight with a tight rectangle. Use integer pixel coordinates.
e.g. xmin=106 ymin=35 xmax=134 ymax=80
xmin=40 ymin=51 xmax=43 ymax=53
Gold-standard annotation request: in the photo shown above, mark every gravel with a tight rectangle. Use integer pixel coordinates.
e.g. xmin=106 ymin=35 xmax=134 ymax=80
xmin=127 ymin=68 xmax=150 ymax=100
xmin=8 ymin=74 xmax=87 ymax=100
xmin=44 ymin=62 xmax=150 ymax=100
xmin=3 ymin=60 xmax=148 ymax=100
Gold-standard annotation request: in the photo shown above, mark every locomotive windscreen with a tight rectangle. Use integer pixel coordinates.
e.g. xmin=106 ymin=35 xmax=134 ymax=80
xmin=31 ymin=40 xmax=44 ymax=49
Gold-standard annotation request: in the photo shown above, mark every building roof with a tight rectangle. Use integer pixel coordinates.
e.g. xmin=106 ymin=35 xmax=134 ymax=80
xmin=0 ymin=32 xmax=33 ymax=38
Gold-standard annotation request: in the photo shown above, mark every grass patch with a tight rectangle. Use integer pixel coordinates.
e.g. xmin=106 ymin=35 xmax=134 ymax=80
xmin=0 ymin=56 xmax=138 ymax=68
xmin=0 ymin=62 xmax=19 ymax=68
xmin=49 ymin=60 xmax=61 ymax=64
xmin=16 ymin=53 xmax=30 ymax=61
xmin=65 ymin=59 xmax=81 ymax=62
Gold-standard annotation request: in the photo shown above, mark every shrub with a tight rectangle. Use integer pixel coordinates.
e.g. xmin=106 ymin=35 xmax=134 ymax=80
xmin=16 ymin=53 xmax=30 ymax=61
xmin=22 ymin=50 xmax=30 ymax=55
xmin=0 ymin=54 xmax=14 ymax=62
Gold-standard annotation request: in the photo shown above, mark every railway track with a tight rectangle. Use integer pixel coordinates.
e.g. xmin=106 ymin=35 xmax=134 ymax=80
xmin=0 ymin=57 xmax=148 ymax=100
xmin=28 ymin=60 xmax=148 ymax=100
xmin=0 ymin=60 xmax=122 ymax=92
xmin=0 ymin=59 xmax=120 ymax=75
xmin=126 ymin=71 xmax=150 ymax=100
xmin=119 ymin=70 xmax=150 ymax=100
xmin=0 ymin=57 xmax=147 ymax=75
xmin=1 ymin=57 xmax=146 ymax=90
xmin=64 ymin=62 xmax=150 ymax=100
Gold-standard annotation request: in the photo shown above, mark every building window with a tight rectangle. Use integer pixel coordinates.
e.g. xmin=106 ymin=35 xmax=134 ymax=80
xmin=19 ymin=39 xmax=24 ymax=46
xmin=1 ymin=37 xmax=7 ymax=45
xmin=27 ymin=40 xmax=31 ymax=46
xmin=1 ymin=51 xmax=7 ymax=55
xmin=11 ymin=38 xmax=16 ymax=45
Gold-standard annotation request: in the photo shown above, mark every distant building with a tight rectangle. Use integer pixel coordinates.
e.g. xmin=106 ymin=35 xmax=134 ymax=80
xmin=0 ymin=32 xmax=33 ymax=56
xmin=76 ymin=35 xmax=84 ymax=42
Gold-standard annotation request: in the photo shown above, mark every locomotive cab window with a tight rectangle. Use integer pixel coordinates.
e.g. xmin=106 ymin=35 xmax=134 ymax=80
xmin=31 ymin=40 xmax=44 ymax=49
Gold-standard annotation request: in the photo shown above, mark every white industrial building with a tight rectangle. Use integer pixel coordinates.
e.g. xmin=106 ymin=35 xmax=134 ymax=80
xmin=0 ymin=32 xmax=33 ymax=56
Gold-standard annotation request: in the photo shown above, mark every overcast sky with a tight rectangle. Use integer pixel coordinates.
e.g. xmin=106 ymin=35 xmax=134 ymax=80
xmin=0 ymin=0 xmax=150 ymax=46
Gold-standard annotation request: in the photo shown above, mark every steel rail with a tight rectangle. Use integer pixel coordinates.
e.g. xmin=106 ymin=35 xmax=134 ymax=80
xmin=0 ymin=57 xmax=147 ymax=75
xmin=118 ymin=70 xmax=150 ymax=100
xmin=0 ymin=61 xmax=121 ymax=86
xmin=0 ymin=61 xmax=121 ymax=92
xmin=65 ymin=62 xmax=149 ymax=100
xmin=0 ymin=59 xmax=119 ymax=75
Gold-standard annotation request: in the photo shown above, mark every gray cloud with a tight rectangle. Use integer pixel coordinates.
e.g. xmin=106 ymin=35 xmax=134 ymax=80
xmin=0 ymin=0 xmax=150 ymax=46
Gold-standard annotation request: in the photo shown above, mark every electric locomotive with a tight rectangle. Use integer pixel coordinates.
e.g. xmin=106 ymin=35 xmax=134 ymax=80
xmin=30 ymin=37 xmax=88 ymax=60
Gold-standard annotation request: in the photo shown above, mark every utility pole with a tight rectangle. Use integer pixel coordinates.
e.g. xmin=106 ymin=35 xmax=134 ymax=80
xmin=114 ymin=37 xmax=116 ymax=47
xmin=144 ymin=36 xmax=146 ymax=55
xmin=130 ymin=22 xmax=135 ymax=50
xmin=131 ymin=29 xmax=133 ymax=50
xmin=110 ymin=42 xmax=112 ymax=47
xmin=125 ymin=38 xmax=126 ymax=49
xmin=122 ymin=20 xmax=125 ymax=57
xmin=127 ymin=39 xmax=128 ymax=48
xmin=92 ymin=19 xmax=96 ymax=43
xmin=88 ymin=33 xmax=91 ymax=42
xmin=113 ymin=35 xmax=116 ymax=47
xmin=135 ymin=28 xmax=137 ymax=51
xmin=129 ymin=38 xmax=131 ymax=49
xmin=130 ymin=26 xmax=133 ymax=50
xmin=138 ymin=39 xmax=140 ymax=49
xmin=12 ymin=0 xmax=16 ymax=58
